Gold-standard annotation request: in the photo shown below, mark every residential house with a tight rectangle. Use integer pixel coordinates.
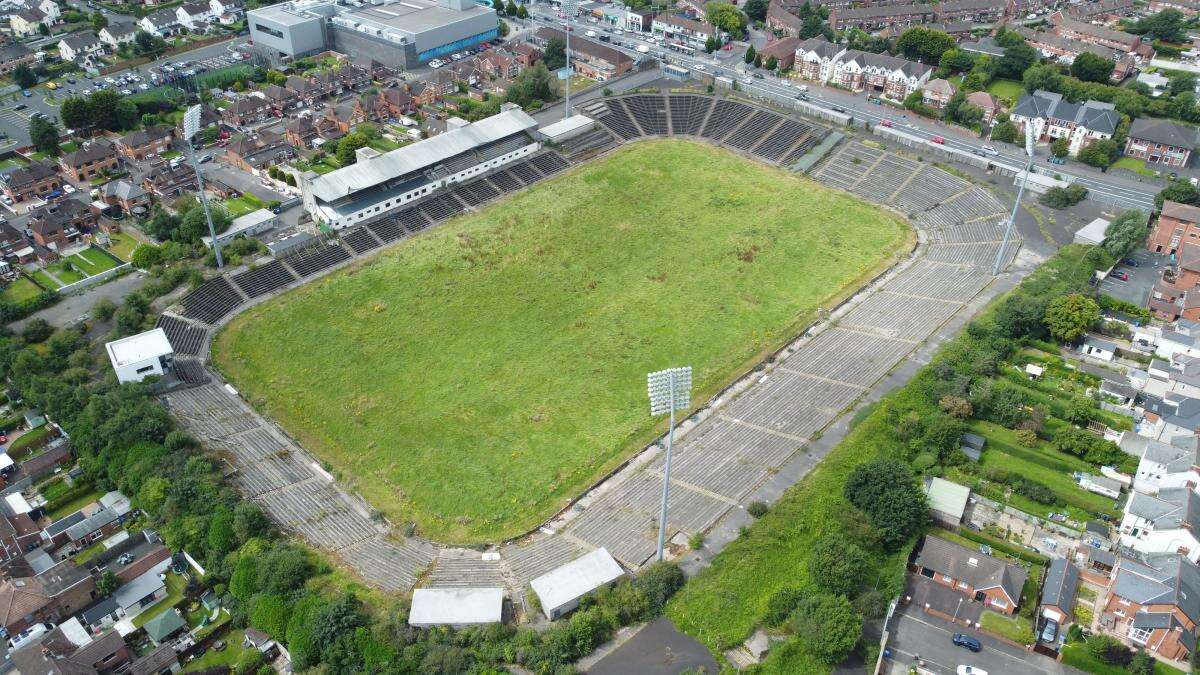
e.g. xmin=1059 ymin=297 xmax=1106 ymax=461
xmin=354 ymin=56 xmax=394 ymax=80
xmin=209 ymin=0 xmax=244 ymax=24
xmin=759 ymin=36 xmax=799 ymax=71
xmin=129 ymin=643 xmax=181 ymax=675
xmin=100 ymin=180 xmax=150 ymax=215
xmin=90 ymin=531 xmax=170 ymax=584
xmin=795 ymin=37 xmax=846 ymax=84
xmin=1120 ymin=487 xmax=1200 ymax=561
xmin=336 ymin=63 xmax=371 ymax=91
xmin=651 ymin=15 xmax=718 ymax=49
xmin=922 ymin=78 xmax=956 ymax=110
xmin=1126 ymin=433 xmax=1200 ymax=496
xmin=261 ymin=83 xmax=298 ymax=113
xmin=10 ymin=10 xmax=48 ymax=38
xmin=138 ymin=9 xmax=180 ymax=37
xmin=936 ymin=0 xmax=1006 ymax=22
xmin=0 ymin=43 xmax=35 ymax=76
xmin=59 ymin=142 xmax=119 ymax=182
xmin=828 ymin=4 xmax=937 ymax=31
xmin=1100 ymin=553 xmax=1198 ymax=661
xmin=285 ymin=74 xmax=332 ymax=107
xmin=1081 ymin=473 xmax=1124 ymax=498
xmin=1066 ymin=0 xmax=1135 ymax=21
xmin=531 ymin=28 xmax=632 ymax=81
xmin=0 ymin=224 xmax=33 ymax=264
xmin=1150 ymin=0 xmax=1200 ymax=14
xmin=1040 ymin=557 xmax=1081 ymax=626
xmin=831 ymin=50 xmax=933 ymax=100
xmin=1011 ymin=89 xmax=1121 ymax=155
xmin=1051 ymin=14 xmax=1153 ymax=61
xmin=377 ymin=88 xmax=416 ymax=118
xmin=142 ymin=161 xmax=196 ymax=199
xmin=34 ymin=0 xmax=59 ymax=21
xmin=1016 ymin=26 xmax=1137 ymax=81
xmin=965 ymin=91 xmax=1001 ymax=125
xmin=222 ymin=95 xmax=272 ymax=127
xmin=510 ymin=42 xmax=540 ymax=69
xmin=1124 ymin=118 xmax=1196 ymax=169
xmin=223 ymin=130 xmax=294 ymax=172
xmin=1140 ymin=392 xmax=1200 ymax=442
xmin=58 ymin=32 xmax=105 ymax=65
xmin=28 ymin=200 xmax=94 ymax=250
xmin=1079 ymin=335 xmax=1117 ymax=362
xmin=1150 ymin=202 xmax=1200 ymax=255
xmin=176 ymin=0 xmax=213 ymax=28
xmin=98 ymin=23 xmax=138 ymax=49
xmin=112 ymin=559 xmax=170 ymax=620
xmin=0 ymin=161 xmax=60 ymax=202
xmin=10 ymin=626 xmax=132 ymax=675
xmin=478 ymin=49 xmax=521 ymax=80
xmin=912 ymin=535 xmax=1028 ymax=615
xmin=767 ymin=0 xmax=805 ymax=36
xmin=114 ymin=126 xmax=173 ymax=162
xmin=0 ymin=560 xmax=96 ymax=634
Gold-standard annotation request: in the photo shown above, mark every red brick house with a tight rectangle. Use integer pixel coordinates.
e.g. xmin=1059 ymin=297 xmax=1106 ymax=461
xmin=1099 ymin=553 xmax=1198 ymax=662
xmin=223 ymin=130 xmax=294 ymax=172
xmin=377 ymin=88 xmax=416 ymax=118
xmin=0 ymin=559 xmax=96 ymax=634
xmin=922 ymin=78 xmax=957 ymax=110
xmin=966 ymin=91 xmax=1001 ymax=125
xmin=1148 ymin=201 xmax=1200 ymax=255
xmin=0 ymin=161 xmax=61 ymax=202
xmin=262 ymin=83 xmax=299 ymax=114
xmin=1124 ymin=118 xmax=1196 ymax=169
xmin=59 ymin=142 xmax=118 ymax=182
xmin=11 ymin=627 xmax=131 ymax=674
xmin=912 ymin=535 xmax=1028 ymax=615
xmin=222 ymin=96 xmax=272 ymax=127
xmin=114 ymin=126 xmax=173 ymax=162
xmin=758 ymin=36 xmax=800 ymax=71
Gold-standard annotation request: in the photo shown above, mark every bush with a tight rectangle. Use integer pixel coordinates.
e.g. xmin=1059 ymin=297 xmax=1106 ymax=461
xmin=807 ymin=536 xmax=868 ymax=596
xmin=1014 ymin=428 xmax=1039 ymax=447
xmin=746 ymin=501 xmax=768 ymax=517
xmin=786 ymin=593 xmax=863 ymax=664
xmin=1086 ymin=634 xmax=1132 ymax=666
xmin=843 ymin=458 xmax=928 ymax=551
xmin=764 ymin=587 xmax=806 ymax=627
xmin=1039 ymin=184 xmax=1089 ymax=209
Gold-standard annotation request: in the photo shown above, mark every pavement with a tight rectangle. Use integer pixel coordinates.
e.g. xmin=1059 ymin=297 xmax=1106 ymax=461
xmin=884 ymin=605 xmax=1078 ymax=675
xmin=1097 ymin=247 xmax=1167 ymax=306
xmin=8 ymin=267 xmax=146 ymax=332
xmin=586 ymin=617 xmax=719 ymax=675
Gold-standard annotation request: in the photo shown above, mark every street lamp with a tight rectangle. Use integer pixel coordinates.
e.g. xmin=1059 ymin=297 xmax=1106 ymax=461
xmin=993 ymin=121 xmax=1035 ymax=276
xmin=182 ymin=104 xmax=222 ymax=269
xmin=561 ymin=0 xmax=576 ymax=119
xmin=648 ymin=366 xmax=692 ymax=562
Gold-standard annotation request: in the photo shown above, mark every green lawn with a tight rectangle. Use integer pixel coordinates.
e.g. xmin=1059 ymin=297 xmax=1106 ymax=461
xmin=368 ymin=136 xmax=404 ymax=152
xmin=988 ymin=78 xmax=1025 ymax=106
xmin=73 ymin=247 xmax=122 ymax=274
xmin=31 ymin=270 xmax=61 ymax=290
xmin=183 ymin=629 xmax=247 ymax=672
xmin=106 ymin=232 xmax=140 ymax=261
xmin=980 ymin=610 xmax=1034 ymax=644
xmin=1 ymin=276 xmax=45 ymax=303
xmin=46 ymin=262 xmax=85 ymax=284
xmin=214 ymin=139 xmax=911 ymax=544
xmin=1111 ymin=156 xmax=1158 ymax=177
xmin=132 ymin=574 xmax=187 ymax=628
xmin=1062 ymin=642 xmax=1187 ymax=675
xmin=46 ymin=487 xmax=103 ymax=520
xmin=220 ymin=195 xmax=262 ymax=218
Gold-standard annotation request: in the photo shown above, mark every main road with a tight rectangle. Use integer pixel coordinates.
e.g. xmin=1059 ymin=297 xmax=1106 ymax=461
xmin=524 ymin=4 xmax=1157 ymax=211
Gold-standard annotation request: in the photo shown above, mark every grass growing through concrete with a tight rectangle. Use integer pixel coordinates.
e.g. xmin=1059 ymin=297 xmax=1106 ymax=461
xmin=214 ymin=139 xmax=910 ymax=544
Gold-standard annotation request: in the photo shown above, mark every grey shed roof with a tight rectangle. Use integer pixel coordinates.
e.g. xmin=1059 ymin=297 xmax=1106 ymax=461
xmin=1041 ymin=557 xmax=1080 ymax=610
xmin=914 ymin=535 xmax=1028 ymax=605
xmin=308 ymin=108 xmax=538 ymax=203
xmin=65 ymin=507 xmax=119 ymax=541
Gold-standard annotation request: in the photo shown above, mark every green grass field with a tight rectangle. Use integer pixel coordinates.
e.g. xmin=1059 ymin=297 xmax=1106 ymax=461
xmin=72 ymin=247 xmax=122 ymax=274
xmin=214 ymin=139 xmax=910 ymax=543
xmin=988 ymin=79 xmax=1025 ymax=106
xmin=1 ymin=276 xmax=45 ymax=303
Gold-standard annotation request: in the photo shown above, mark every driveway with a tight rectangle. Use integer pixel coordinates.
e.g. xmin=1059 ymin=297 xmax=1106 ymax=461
xmin=202 ymin=162 xmax=287 ymax=204
xmin=1097 ymin=248 xmax=1167 ymax=307
xmin=8 ymin=269 xmax=145 ymax=332
xmin=587 ymin=617 xmax=718 ymax=675
xmin=883 ymin=606 xmax=1078 ymax=675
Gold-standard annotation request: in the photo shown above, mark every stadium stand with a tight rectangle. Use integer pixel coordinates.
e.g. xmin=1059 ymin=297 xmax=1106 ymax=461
xmin=232 ymin=260 xmax=299 ymax=298
xmin=155 ymin=314 xmax=207 ymax=356
xmin=285 ymin=242 xmax=353 ymax=278
xmin=180 ymin=277 xmax=244 ymax=325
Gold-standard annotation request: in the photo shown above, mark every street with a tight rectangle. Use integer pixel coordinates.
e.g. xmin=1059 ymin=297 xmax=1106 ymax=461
xmin=525 ymin=3 xmax=1158 ymax=212
xmin=884 ymin=607 xmax=1078 ymax=675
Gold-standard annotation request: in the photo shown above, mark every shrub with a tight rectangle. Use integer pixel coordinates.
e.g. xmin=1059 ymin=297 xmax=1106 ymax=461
xmin=1039 ymin=184 xmax=1089 ymax=209
xmin=807 ymin=536 xmax=868 ymax=597
xmin=786 ymin=593 xmax=863 ymax=664
xmin=746 ymin=501 xmax=768 ymax=518
xmin=764 ymin=587 xmax=806 ymax=626
xmin=689 ymin=532 xmax=704 ymax=550
xmin=1086 ymin=634 xmax=1132 ymax=666
xmin=1014 ymin=428 xmax=1038 ymax=447
xmin=843 ymin=458 xmax=928 ymax=551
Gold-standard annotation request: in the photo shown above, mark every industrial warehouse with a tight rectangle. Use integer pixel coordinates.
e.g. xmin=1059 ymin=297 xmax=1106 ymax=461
xmin=248 ymin=0 xmax=498 ymax=68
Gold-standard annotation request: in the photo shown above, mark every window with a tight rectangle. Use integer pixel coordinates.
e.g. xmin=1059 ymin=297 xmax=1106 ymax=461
xmin=991 ymin=598 xmax=1008 ymax=609
xmin=135 ymin=365 xmax=155 ymax=374
xmin=1129 ymin=626 xmax=1151 ymax=644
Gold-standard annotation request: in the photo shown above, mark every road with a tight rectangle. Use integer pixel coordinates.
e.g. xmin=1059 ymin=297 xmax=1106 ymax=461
xmin=884 ymin=608 xmax=1077 ymax=675
xmin=526 ymin=4 xmax=1157 ymax=212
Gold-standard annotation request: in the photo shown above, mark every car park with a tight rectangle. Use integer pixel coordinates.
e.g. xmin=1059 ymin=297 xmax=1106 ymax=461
xmin=1122 ymin=258 xmax=1139 ymax=267
xmin=952 ymin=633 xmax=982 ymax=652
xmin=1113 ymin=270 xmax=1129 ymax=281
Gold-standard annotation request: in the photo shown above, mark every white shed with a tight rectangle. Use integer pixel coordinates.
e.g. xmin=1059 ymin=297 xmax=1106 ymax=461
xmin=1074 ymin=218 xmax=1109 ymax=246
xmin=408 ymin=588 xmax=504 ymax=627
xmin=530 ymin=548 xmax=624 ymax=620
xmin=105 ymin=328 xmax=174 ymax=383
xmin=538 ymin=115 xmax=595 ymax=143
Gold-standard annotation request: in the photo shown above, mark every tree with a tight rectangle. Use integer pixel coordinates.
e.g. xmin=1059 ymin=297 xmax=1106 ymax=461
xmin=336 ymin=133 xmax=370 ymax=165
xmin=1104 ymin=210 xmax=1148 ymax=260
xmin=97 ymin=571 xmax=119 ymax=595
xmin=505 ymin=0 xmax=517 ymax=15
xmin=1044 ymin=293 xmax=1100 ymax=343
xmin=505 ymin=62 xmax=559 ymax=108
xmin=795 ymin=2 xmax=831 ymax=40
xmin=1131 ymin=9 xmax=1186 ymax=42
xmin=1078 ymin=138 xmax=1119 ymax=169
xmin=896 ymin=27 xmax=956 ymax=65
xmin=1050 ymin=136 xmax=1070 ymax=158
xmin=130 ymin=244 xmax=163 ymax=269
xmin=764 ymin=55 xmax=778 ymax=71
xmin=1158 ymin=179 xmax=1200 ymax=209
xmin=1039 ymin=184 xmax=1089 ymax=209
xmin=29 ymin=116 xmax=60 ymax=156
xmin=178 ymin=204 xmax=230 ymax=243
xmin=1086 ymin=634 xmax=1133 ymax=666
xmin=91 ymin=11 xmax=108 ymax=30
xmin=843 ymin=458 xmax=928 ymax=551
xmin=516 ymin=4 xmax=528 ymax=19
xmin=743 ymin=0 xmax=768 ymax=22
xmin=997 ymin=42 xmax=1037 ymax=80
xmin=744 ymin=44 xmax=757 ymax=65
xmin=1070 ymin=51 xmax=1114 ymax=83
xmin=807 ymin=536 xmax=868 ymax=596
xmin=12 ymin=65 xmax=36 ymax=90
xmin=59 ymin=96 xmax=89 ymax=131
xmin=498 ymin=19 xmax=509 ymax=37
xmin=491 ymin=0 xmax=503 ymax=11
xmin=38 ymin=23 xmax=49 ymax=36
xmin=940 ymin=48 xmax=976 ymax=75
xmin=134 ymin=30 xmax=167 ymax=58
xmin=787 ymin=594 xmax=863 ymax=664
xmin=705 ymin=1 xmax=747 ymax=37
xmin=991 ymin=120 xmax=1018 ymax=143
xmin=543 ymin=37 xmax=566 ymax=71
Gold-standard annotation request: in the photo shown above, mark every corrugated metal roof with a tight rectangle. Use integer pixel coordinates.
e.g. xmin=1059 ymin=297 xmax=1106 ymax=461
xmin=309 ymin=108 xmax=537 ymax=203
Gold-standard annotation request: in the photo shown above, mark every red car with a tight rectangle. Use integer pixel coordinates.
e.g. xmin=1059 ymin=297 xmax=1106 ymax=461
xmin=880 ymin=119 xmax=893 ymax=127
xmin=0 ymin=435 xmax=7 ymax=444
xmin=1113 ymin=271 xmax=1130 ymax=281
xmin=931 ymin=136 xmax=945 ymax=144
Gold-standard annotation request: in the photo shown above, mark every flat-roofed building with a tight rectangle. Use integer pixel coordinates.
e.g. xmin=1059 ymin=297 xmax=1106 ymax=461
xmin=299 ymin=105 xmax=539 ymax=230
xmin=408 ymin=588 xmax=504 ymax=627
xmin=530 ymin=548 xmax=624 ymax=620
xmin=105 ymin=328 xmax=175 ymax=384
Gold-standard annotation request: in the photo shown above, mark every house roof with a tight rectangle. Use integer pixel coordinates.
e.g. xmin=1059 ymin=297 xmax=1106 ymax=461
xmin=113 ymin=559 xmax=169 ymax=609
xmin=840 ymin=49 xmax=932 ymax=79
xmin=0 ymin=42 xmax=33 ymax=62
xmin=1043 ymin=558 xmax=1080 ymax=610
xmin=655 ymin=14 xmax=714 ymax=35
xmin=15 ymin=8 xmax=46 ymax=23
xmin=1164 ymin=201 xmax=1200 ymax=224
xmin=79 ymin=595 xmax=120 ymax=625
xmin=530 ymin=548 xmax=624 ymax=612
xmin=1054 ymin=15 xmax=1140 ymax=47
xmin=797 ymin=36 xmax=843 ymax=60
xmin=61 ymin=142 xmax=114 ymax=168
xmin=924 ymin=477 xmax=970 ymax=521
xmin=119 ymin=125 xmax=172 ymax=149
xmin=759 ymin=36 xmax=800 ymax=60
xmin=961 ymin=37 xmax=1007 ymax=57
xmin=144 ymin=8 xmax=178 ymax=26
xmin=1112 ymin=553 xmax=1200 ymax=626
xmin=1013 ymin=89 xmax=1120 ymax=135
xmin=102 ymin=179 xmax=147 ymax=202
xmin=103 ymin=23 xmax=138 ymax=38
xmin=966 ymin=91 xmax=999 ymax=110
xmin=913 ymin=535 xmax=1028 ymax=604
xmin=0 ymin=577 xmax=49 ymax=626
xmin=1127 ymin=487 xmax=1200 ymax=534
xmin=1130 ymin=118 xmax=1198 ymax=151
xmin=924 ymin=78 xmax=956 ymax=96
xmin=0 ymin=160 xmax=56 ymax=188
xmin=60 ymin=32 xmax=101 ymax=51
xmin=129 ymin=643 xmax=178 ymax=675
xmin=142 ymin=608 xmax=186 ymax=642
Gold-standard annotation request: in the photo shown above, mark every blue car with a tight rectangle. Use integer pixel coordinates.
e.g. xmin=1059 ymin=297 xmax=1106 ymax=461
xmin=953 ymin=633 xmax=982 ymax=652
xmin=20 ymin=90 xmax=31 ymax=97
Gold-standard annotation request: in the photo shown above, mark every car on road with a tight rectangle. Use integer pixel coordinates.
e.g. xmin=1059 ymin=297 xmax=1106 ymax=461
xmin=952 ymin=633 xmax=982 ymax=652
xmin=20 ymin=90 xmax=30 ymax=97
xmin=13 ymin=104 xmax=26 ymax=110
xmin=880 ymin=119 xmax=893 ymax=127
xmin=63 ymin=184 xmax=75 ymax=194
xmin=45 ymin=82 xmax=57 ymax=90
xmin=981 ymin=145 xmax=998 ymax=155
xmin=830 ymin=105 xmax=846 ymax=113
xmin=795 ymin=93 xmax=808 ymax=101
xmin=956 ymin=667 xmax=986 ymax=675
xmin=693 ymin=63 xmax=705 ymax=71
xmin=1049 ymin=156 xmax=1065 ymax=164
xmin=66 ymin=78 xmax=75 ymax=84
xmin=0 ymin=196 xmax=11 ymax=205
xmin=931 ymin=136 xmax=945 ymax=144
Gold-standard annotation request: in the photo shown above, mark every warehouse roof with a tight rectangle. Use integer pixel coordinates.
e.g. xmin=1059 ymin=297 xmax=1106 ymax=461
xmin=308 ymin=107 xmax=537 ymax=202
xmin=924 ymin=477 xmax=970 ymax=522
xmin=531 ymin=548 xmax=623 ymax=613
xmin=105 ymin=328 xmax=173 ymax=369
xmin=408 ymin=587 xmax=504 ymax=626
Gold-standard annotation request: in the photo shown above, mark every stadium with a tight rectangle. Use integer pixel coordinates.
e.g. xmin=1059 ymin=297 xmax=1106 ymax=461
xmin=156 ymin=90 xmax=1021 ymax=597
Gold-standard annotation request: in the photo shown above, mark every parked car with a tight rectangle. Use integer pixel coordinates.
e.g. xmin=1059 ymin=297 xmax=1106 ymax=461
xmin=952 ymin=634 xmax=982 ymax=652
xmin=1113 ymin=271 xmax=1129 ymax=281
xmin=1040 ymin=619 xmax=1059 ymax=643
xmin=1049 ymin=156 xmax=1066 ymax=165
xmin=931 ymin=136 xmax=945 ymax=144
xmin=20 ymin=90 xmax=30 ymax=97
xmin=956 ymin=667 xmax=986 ymax=675
xmin=1122 ymin=258 xmax=1139 ymax=267
xmin=13 ymin=104 xmax=26 ymax=110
